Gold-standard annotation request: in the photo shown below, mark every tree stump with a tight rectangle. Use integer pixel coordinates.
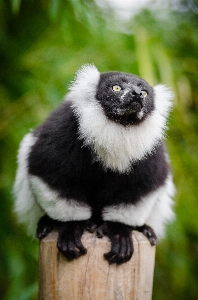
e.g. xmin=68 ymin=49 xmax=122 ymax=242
xmin=38 ymin=230 xmax=155 ymax=300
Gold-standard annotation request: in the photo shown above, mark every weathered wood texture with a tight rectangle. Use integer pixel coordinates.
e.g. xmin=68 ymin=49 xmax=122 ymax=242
xmin=39 ymin=230 xmax=155 ymax=300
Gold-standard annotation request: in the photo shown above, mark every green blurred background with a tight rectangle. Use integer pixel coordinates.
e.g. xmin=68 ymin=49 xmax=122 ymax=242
xmin=1 ymin=0 xmax=198 ymax=299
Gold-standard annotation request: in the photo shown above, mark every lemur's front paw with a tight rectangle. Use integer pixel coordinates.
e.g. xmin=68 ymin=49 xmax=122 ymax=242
xmin=97 ymin=221 xmax=134 ymax=264
xmin=36 ymin=215 xmax=57 ymax=239
xmin=136 ymin=224 xmax=158 ymax=245
xmin=57 ymin=220 xmax=96 ymax=260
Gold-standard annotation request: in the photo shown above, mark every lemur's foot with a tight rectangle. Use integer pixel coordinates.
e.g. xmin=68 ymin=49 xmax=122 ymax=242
xmin=36 ymin=215 xmax=57 ymax=239
xmin=37 ymin=216 xmax=97 ymax=260
xmin=97 ymin=221 xmax=134 ymax=264
xmin=136 ymin=224 xmax=157 ymax=246
xmin=57 ymin=220 xmax=96 ymax=260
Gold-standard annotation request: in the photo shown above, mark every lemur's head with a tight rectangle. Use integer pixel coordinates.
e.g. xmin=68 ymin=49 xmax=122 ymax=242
xmin=95 ymin=71 xmax=154 ymax=126
xmin=69 ymin=64 xmax=173 ymax=127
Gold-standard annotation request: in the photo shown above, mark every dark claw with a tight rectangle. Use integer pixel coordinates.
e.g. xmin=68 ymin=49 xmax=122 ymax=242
xmin=73 ymin=234 xmax=87 ymax=254
xmin=36 ymin=215 xmax=56 ymax=239
xmin=97 ymin=221 xmax=134 ymax=264
xmin=136 ymin=224 xmax=158 ymax=245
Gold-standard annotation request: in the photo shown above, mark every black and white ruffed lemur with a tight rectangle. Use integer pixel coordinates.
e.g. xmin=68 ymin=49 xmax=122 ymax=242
xmin=14 ymin=64 xmax=175 ymax=264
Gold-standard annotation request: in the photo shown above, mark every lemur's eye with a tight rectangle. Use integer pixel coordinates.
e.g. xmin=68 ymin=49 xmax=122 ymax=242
xmin=142 ymin=91 xmax=147 ymax=97
xmin=112 ymin=85 xmax=121 ymax=92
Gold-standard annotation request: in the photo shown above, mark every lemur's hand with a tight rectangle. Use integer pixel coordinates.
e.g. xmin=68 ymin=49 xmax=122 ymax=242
xmin=57 ymin=220 xmax=96 ymax=260
xmin=135 ymin=224 xmax=158 ymax=246
xmin=97 ymin=221 xmax=134 ymax=264
xmin=36 ymin=215 xmax=58 ymax=239
xmin=37 ymin=216 xmax=96 ymax=260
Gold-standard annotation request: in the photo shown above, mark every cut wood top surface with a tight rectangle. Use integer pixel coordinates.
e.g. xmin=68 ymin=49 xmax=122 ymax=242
xmin=39 ymin=230 xmax=155 ymax=300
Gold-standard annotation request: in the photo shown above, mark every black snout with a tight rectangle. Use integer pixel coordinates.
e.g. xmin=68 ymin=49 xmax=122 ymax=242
xmin=131 ymin=90 xmax=144 ymax=105
xmin=123 ymin=89 xmax=144 ymax=111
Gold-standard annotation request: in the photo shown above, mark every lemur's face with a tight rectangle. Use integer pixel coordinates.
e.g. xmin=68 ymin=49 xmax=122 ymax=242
xmin=96 ymin=72 xmax=154 ymax=126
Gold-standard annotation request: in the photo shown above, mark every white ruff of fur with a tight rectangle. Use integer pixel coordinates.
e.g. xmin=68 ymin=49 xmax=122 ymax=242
xmin=69 ymin=64 xmax=174 ymax=172
xmin=102 ymin=174 xmax=175 ymax=238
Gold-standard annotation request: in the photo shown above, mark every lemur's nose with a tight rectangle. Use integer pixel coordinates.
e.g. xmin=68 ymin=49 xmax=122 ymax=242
xmin=124 ymin=88 xmax=144 ymax=108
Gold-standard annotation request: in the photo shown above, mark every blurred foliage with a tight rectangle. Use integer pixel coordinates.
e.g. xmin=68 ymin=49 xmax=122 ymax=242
xmin=0 ymin=0 xmax=198 ymax=299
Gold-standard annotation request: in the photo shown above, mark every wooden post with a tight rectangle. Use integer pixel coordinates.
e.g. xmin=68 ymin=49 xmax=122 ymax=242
xmin=38 ymin=230 xmax=155 ymax=300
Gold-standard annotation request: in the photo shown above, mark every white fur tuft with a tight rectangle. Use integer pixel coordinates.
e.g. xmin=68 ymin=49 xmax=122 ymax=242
xmin=69 ymin=64 xmax=100 ymax=96
xmin=154 ymin=84 xmax=174 ymax=118
xmin=13 ymin=133 xmax=44 ymax=236
xmin=146 ymin=174 xmax=175 ymax=238
xmin=102 ymin=174 xmax=175 ymax=238
xmin=30 ymin=175 xmax=92 ymax=222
